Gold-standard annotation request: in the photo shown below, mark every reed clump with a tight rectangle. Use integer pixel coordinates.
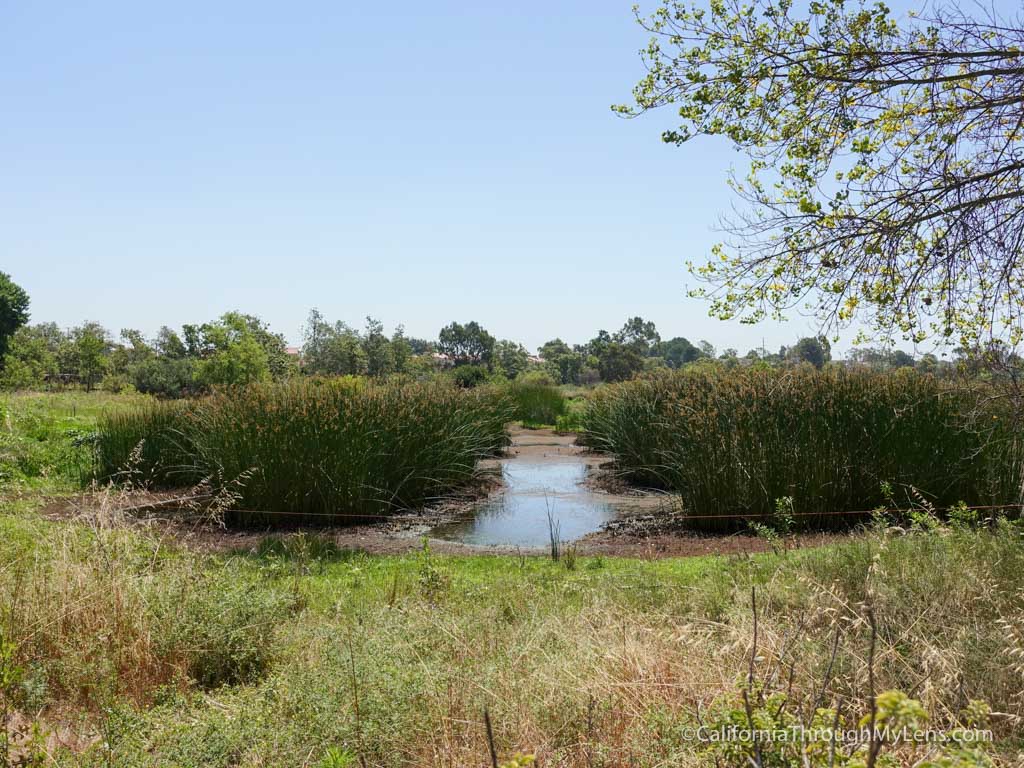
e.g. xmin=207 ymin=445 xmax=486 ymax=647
xmin=582 ymin=367 xmax=1024 ymax=530
xmin=505 ymin=380 xmax=566 ymax=426
xmin=96 ymin=378 xmax=512 ymax=526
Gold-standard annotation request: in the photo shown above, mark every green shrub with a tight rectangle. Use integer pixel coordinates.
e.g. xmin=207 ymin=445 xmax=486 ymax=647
xmin=451 ymin=364 xmax=488 ymax=388
xmin=582 ymin=368 xmax=1024 ymax=530
xmin=96 ymin=379 xmax=512 ymax=526
xmin=507 ymin=380 xmax=566 ymax=426
xmin=156 ymin=568 xmax=296 ymax=689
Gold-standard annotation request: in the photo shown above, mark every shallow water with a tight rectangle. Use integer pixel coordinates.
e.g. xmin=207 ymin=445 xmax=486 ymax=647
xmin=429 ymin=458 xmax=620 ymax=547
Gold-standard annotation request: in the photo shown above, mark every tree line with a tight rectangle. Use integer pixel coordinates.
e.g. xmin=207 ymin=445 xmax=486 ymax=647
xmin=0 ymin=277 xmax=975 ymax=397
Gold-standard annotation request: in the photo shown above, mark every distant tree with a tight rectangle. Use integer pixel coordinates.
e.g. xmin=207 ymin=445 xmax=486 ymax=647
xmin=657 ymin=336 xmax=702 ymax=368
xmin=363 ymin=317 xmax=395 ymax=377
xmin=0 ymin=324 xmax=59 ymax=389
xmin=597 ymin=342 xmax=645 ymax=383
xmin=406 ymin=337 xmax=434 ymax=355
xmin=537 ymin=338 xmax=584 ymax=384
xmin=788 ymin=337 xmax=832 ymax=369
xmin=698 ymin=340 xmax=716 ymax=359
xmin=154 ymin=326 xmax=187 ymax=359
xmin=539 ymin=339 xmax=572 ymax=359
xmin=584 ymin=330 xmax=613 ymax=359
xmin=70 ymin=322 xmax=111 ymax=391
xmin=451 ymin=364 xmax=488 ymax=388
xmin=194 ymin=334 xmax=270 ymax=388
xmin=185 ymin=313 xmax=291 ymax=379
xmin=494 ymin=340 xmax=530 ymax=379
xmin=133 ymin=357 xmax=194 ymax=397
xmin=0 ymin=272 xmax=30 ymax=367
xmin=391 ymin=326 xmax=413 ymax=373
xmin=848 ymin=346 xmax=915 ymax=369
xmin=889 ymin=349 xmax=915 ymax=368
xmin=916 ymin=353 xmax=940 ymax=375
xmin=437 ymin=321 xmax=495 ymax=367
xmin=301 ymin=309 xmax=367 ymax=376
xmin=108 ymin=328 xmax=153 ymax=379
xmin=614 ymin=317 xmax=660 ymax=355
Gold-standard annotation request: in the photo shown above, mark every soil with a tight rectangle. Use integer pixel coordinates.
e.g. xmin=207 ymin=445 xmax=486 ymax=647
xmin=38 ymin=427 xmax=853 ymax=559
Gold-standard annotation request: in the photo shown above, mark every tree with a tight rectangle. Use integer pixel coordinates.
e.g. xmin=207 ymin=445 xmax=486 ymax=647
xmin=614 ymin=317 xmax=660 ymax=355
xmin=437 ymin=321 xmax=495 ymax=367
xmin=0 ymin=324 xmax=59 ymax=389
xmin=657 ymin=336 xmax=702 ymax=368
xmin=406 ymin=337 xmax=434 ymax=355
xmin=538 ymin=338 xmax=583 ymax=384
xmin=584 ymin=330 xmax=613 ymax=358
xmin=301 ymin=309 xmax=367 ymax=376
xmin=186 ymin=313 xmax=291 ymax=379
xmin=362 ymin=317 xmax=395 ymax=377
xmin=391 ymin=326 xmax=413 ymax=374
xmin=133 ymin=357 xmax=194 ymax=397
xmin=494 ymin=340 xmax=530 ymax=379
xmin=620 ymin=1 xmax=1024 ymax=346
xmin=154 ymin=326 xmax=187 ymax=359
xmin=538 ymin=338 xmax=572 ymax=359
xmin=194 ymin=335 xmax=270 ymax=388
xmin=0 ymin=272 xmax=30 ymax=367
xmin=597 ymin=342 xmax=645 ymax=383
xmin=788 ymin=336 xmax=832 ymax=369
xmin=70 ymin=322 xmax=111 ymax=391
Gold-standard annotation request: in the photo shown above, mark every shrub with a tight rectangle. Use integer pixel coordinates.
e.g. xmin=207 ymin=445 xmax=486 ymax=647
xmin=582 ymin=368 xmax=1024 ymax=530
xmin=451 ymin=364 xmax=488 ymax=389
xmin=96 ymin=379 xmax=512 ymax=526
xmin=155 ymin=568 xmax=296 ymax=689
xmin=507 ymin=380 xmax=566 ymax=426
xmin=131 ymin=357 xmax=194 ymax=397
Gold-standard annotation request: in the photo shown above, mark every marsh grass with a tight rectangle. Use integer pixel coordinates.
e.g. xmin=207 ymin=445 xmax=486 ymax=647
xmin=96 ymin=379 xmax=513 ymax=526
xmin=506 ymin=381 xmax=566 ymax=427
xmin=582 ymin=368 xmax=1024 ymax=530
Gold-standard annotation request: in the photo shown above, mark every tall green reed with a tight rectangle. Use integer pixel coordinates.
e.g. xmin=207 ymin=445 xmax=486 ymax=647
xmin=96 ymin=378 xmax=512 ymax=526
xmin=582 ymin=367 xmax=1024 ymax=530
xmin=505 ymin=380 xmax=566 ymax=426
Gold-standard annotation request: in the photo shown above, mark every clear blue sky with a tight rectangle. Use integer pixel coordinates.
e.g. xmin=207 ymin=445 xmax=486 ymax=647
xmin=1 ymin=0 xmax=914 ymax=353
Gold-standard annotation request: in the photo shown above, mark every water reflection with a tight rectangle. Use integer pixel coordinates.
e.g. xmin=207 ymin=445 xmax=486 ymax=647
xmin=429 ymin=459 xmax=619 ymax=547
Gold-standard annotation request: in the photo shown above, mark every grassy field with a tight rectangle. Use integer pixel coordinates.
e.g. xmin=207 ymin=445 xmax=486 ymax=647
xmin=0 ymin=503 xmax=1021 ymax=766
xmin=2 ymin=390 xmax=1023 ymax=766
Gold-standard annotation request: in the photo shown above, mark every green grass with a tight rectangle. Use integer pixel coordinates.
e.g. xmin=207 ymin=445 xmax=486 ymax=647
xmin=95 ymin=378 xmax=513 ymax=526
xmin=0 ymin=503 xmax=1021 ymax=766
xmin=505 ymin=380 xmax=567 ymax=427
xmin=581 ymin=368 xmax=1024 ymax=530
xmin=0 ymin=391 xmax=152 ymax=492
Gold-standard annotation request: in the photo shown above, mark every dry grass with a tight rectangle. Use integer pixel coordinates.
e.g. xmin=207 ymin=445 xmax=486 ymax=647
xmin=2 ymin=502 xmax=1020 ymax=766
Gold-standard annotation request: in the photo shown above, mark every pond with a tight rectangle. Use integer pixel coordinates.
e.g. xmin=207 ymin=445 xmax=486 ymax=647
xmin=428 ymin=458 xmax=621 ymax=548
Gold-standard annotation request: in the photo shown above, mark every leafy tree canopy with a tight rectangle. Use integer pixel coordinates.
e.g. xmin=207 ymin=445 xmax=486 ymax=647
xmin=0 ymin=272 xmax=30 ymax=365
xmin=657 ymin=336 xmax=703 ymax=368
xmin=437 ymin=321 xmax=495 ymax=366
xmin=614 ymin=316 xmax=661 ymax=355
xmin=619 ymin=0 xmax=1024 ymax=347
xmin=597 ymin=342 xmax=646 ymax=382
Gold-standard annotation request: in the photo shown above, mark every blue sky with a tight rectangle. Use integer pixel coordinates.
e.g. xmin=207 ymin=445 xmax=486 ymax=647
xmin=0 ymin=0 xmax=965 ymax=353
